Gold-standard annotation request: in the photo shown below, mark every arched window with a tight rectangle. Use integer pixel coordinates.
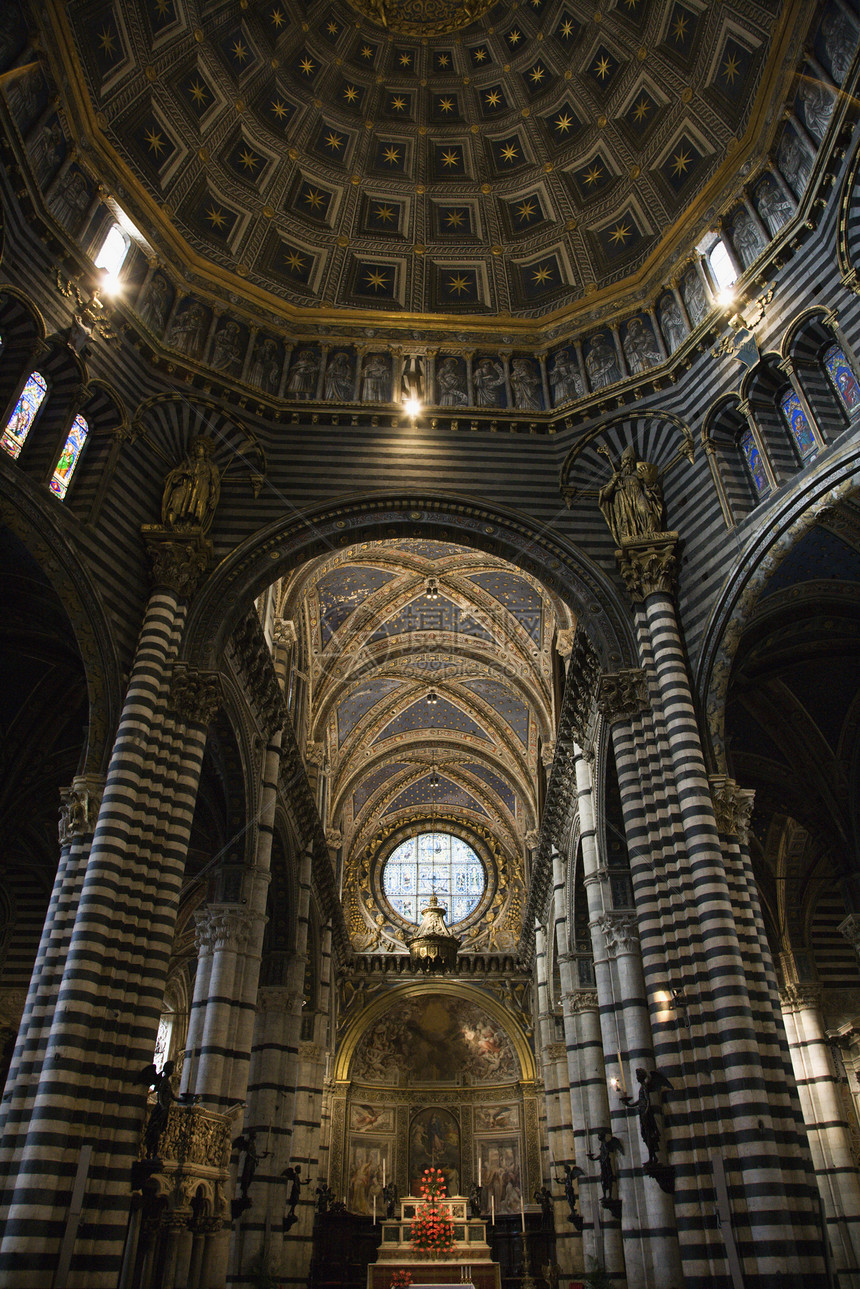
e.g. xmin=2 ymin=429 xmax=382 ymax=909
xmin=779 ymin=389 xmax=817 ymax=461
xmin=1 ymin=371 xmax=47 ymax=459
xmin=822 ymin=342 xmax=860 ymax=415
xmin=738 ymin=425 xmax=770 ymax=498
xmin=382 ymin=831 xmax=485 ymax=925
xmin=708 ymin=239 xmax=737 ymax=296
xmin=49 ymin=414 xmax=89 ymax=499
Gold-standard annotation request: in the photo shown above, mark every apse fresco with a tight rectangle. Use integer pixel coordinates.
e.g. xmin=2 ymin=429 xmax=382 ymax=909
xmin=350 ymin=1102 xmax=394 ymax=1133
xmin=477 ymin=1138 xmax=522 ymax=1214
xmin=409 ymin=1107 xmax=460 ymax=1195
xmin=346 ymin=1138 xmax=388 ymax=1215
xmin=475 ymin=1103 xmax=519 ymax=1131
xmin=350 ymin=994 xmax=519 ymax=1083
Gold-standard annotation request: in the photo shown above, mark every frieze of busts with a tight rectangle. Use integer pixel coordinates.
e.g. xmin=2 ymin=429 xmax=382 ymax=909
xmin=709 ymin=775 xmax=755 ymax=844
xmin=58 ymin=773 xmax=105 ymax=844
xmin=595 ymin=669 xmax=649 ymax=723
xmin=597 ymin=911 xmax=640 ymax=957
xmin=615 ymin=533 xmax=679 ymax=603
xmin=169 ymin=667 xmax=222 ymax=726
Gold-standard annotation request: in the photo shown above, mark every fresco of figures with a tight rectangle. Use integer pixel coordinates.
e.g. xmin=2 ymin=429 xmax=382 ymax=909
xmin=346 ymin=1139 xmax=389 ymax=1215
xmin=477 ymin=1139 xmax=522 ymax=1215
xmin=350 ymin=994 xmax=519 ymax=1083
xmin=409 ymin=1106 xmax=460 ymax=1195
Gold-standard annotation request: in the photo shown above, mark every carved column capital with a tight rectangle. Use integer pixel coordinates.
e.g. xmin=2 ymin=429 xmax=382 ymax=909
xmin=565 ymin=989 xmax=599 ymax=1015
xmin=273 ymin=618 xmax=298 ymax=647
xmin=141 ymin=526 xmax=212 ymax=599
xmin=326 ymin=828 xmax=343 ymax=851
xmin=169 ymin=667 xmax=222 ymax=725
xmin=779 ymin=982 xmax=823 ymax=1013
xmin=615 ymin=533 xmax=679 ymax=602
xmin=839 ymin=913 xmax=860 ymax=959
xmin=555 ymin=629 xmax=575 ymax=659
xmin=195 ymin=903 xmax=263 ymax=953
xmin=596 ymin=911 xmax=640 ymax=957
xmin=540 ymin=740 xmax=556 ymax=768
xmin=58 ymin=773 xmax=105 ymax=844
xmin=543 ymin=1041 xmax=567 ymax=1062
xmin=256 ymin=986 xmax=302 ymax=1014
xmin=595 ymin=669 xmax=649 ymax=723
xmin=524 ymin=829 xmax=540 ymax=850
xmin=709 ymin=775 xmax=755 ymax=844
xmin=305 ymin=741 xmax=326 ymax=767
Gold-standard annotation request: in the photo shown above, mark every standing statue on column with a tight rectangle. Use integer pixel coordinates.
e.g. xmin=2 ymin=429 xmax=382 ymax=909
xmin=282 ymin=1163 xmax=311 ymax=1233
xmin=597 ymin=444 xmax=664 ymax=544
xmin=588 ymin=1128 xmax=623 ymax=1210
xmin=161 ymin=436 xmax=221 ymax=533
xmin=234 ymin=1128 xmax=271 ymax=1199
xmin=621 ymin=1067 xmax=673 ymax=1165
xmin=141 ymin=1060 xmax=175 ymax=1159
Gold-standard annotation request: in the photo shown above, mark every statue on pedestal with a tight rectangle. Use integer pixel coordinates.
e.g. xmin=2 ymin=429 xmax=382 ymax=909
xmin=597 ymin=445 xmax=664 ymax=545
xmin=161 ymin=436 xmax=221 ymax=534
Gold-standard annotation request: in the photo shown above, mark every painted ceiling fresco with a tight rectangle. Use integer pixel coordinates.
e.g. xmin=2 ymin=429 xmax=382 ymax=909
xmin=278 ymin=538 xmax=571 ymax=949
xmin=49 ymin=0 xmax=789 ymax=323
xmin=350 ymin=994 xmax=520 ymax=1082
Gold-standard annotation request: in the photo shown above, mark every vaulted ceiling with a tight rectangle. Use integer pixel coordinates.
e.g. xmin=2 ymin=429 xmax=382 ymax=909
xmin=44 ymin=0 xmax=799 ymax=329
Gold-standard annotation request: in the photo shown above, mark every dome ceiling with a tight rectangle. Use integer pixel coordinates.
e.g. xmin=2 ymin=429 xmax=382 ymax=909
xmin=48 ymin=0 xmax=792 ymax=332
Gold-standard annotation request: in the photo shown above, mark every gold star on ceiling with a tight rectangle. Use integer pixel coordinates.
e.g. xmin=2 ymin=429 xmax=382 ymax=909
xmin=722 ymin=52 xmax=740 ymax=84
xmin=532 ymin=263 xmax=553 ymax=284
xmin=473 ymin=48 xmax=487 ymax=61
xmin=153 ymin=0 xmax=170 ymax=16
xmin=144 ymin=127 xmax=166 ymax=155
xmin=559 ymin=19 xmax=574 ymax=38
xmin=232 ymin=39 xmax=248 ymax=62
xmin=584 ymin=164 xmax=602 ymax=186
xmin=441 ymin=149 xmax=460 ymax=167
xmin=594 ymin=55 xmax=612 ymax=79
xmin=671 ymin=148 xmax=691 ymax=176
xmin=299 ymin=56 xmax=315 ymax=75
xmin=508 ymin=30 xmax=522 ymax=45
xmin=439 ymin=97 xmax=454 ymax=112
xmin=344 ymin=85 xmax=359 ymax=103
xmin=399 ymin=52 xmax=412 ymax=67
xmin=516 ymin=200 xmax=537 ymax=221
xmin=529 ymin=65 xmax=546 ymax=84
xmin=206 ymin=205 xmax=227 ymax=228
xmin=324 ymin=131 xmax=344 ymax=150
xmin=672 ymin=12 xmax=689 ymax=42
xmin=361 ymin=44 xmax=374 ymax=58
xmin=327 ymin=21 xmax=339 ymax=34
xmin=447 ymin=274 xmax=471 ymax=294
xmin=97 ymin=27 xmax=116 ymax=55
xmin=238 ymin=147 xmax=260 ymax=170
xmin=390 ymin=96 xmax=406 ymax=111
xmin=554 ymin=111 xmax=574 ymax=133
xmin=444 ymin=210 xmax=465 ymax=227
xmin=383 ymin=145 xmax=401 ymax=164
xmin=365 ymin=269 xmax=389 ymax=291
xmin=271 ymin=98 xmax=289 ymax=119
xmin=485 ymin=90 xmax=502 ymax=108
xmin=270 ymin=8 xmax=285 ymax=26
xmin=608 ymin=221 xmax=631 ymax=245
xmin=304 ymin=188 xmax=325 ymax=209
xmin=500 ymin=142 xmax=518 ymax=162
xmin=438 ymin=53 xmax=450 ymax=66
xmin=189 ymin=80 xmax=208 ymax=105
xmin=633 ymin=96 xmax=650 ymax=123
xmin=284 ymin=250 xmax=306 ymax=272
xmin=374 ymin=204 xmax=396 ymax=223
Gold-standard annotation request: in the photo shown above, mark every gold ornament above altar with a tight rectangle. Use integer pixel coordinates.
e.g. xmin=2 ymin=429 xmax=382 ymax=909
xmin=406 ymin=895 xmax=460 ymax=971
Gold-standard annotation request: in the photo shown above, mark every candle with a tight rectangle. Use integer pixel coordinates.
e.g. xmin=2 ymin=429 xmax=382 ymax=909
xmin=383 ymin=1159 xmax=386 ymax=1189
xmin=520 ymin=1194 xmax=525 ymax=1233
xmin=491 ymin=1195 xmax=495 ymax=1224
xmin=373 ymin=1194 xmax=377 ymax=1225
xmin=478 ymin=1157 xmax=482 ymax=1187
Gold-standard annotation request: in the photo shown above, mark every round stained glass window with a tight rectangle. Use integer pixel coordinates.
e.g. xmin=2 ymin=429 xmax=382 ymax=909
xmin=382 ymin=831 xmax=486 ymax=926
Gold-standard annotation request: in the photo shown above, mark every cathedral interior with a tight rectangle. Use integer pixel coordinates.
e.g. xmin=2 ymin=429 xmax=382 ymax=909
xmin=3 ymin=0 xmax=860 ymax=1287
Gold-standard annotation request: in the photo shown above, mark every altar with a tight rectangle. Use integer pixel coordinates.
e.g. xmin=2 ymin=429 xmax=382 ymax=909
xmin=367 ymin=1196 xmax=501 ymax=1289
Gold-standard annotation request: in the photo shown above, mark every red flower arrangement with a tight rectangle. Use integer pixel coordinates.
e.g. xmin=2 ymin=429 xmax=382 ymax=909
xmin=410 ymin=1167 xmax=455 ymax=1257
xmin=389 ymin=1272 xmax=413 ymax=1288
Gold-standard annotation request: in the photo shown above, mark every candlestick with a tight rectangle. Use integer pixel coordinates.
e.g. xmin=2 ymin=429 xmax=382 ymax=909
xmin=520 ymin=1194 xmax=526 ymax=1232
xmin=383 ymin=1158 xmax=386 ymax=1189
xmin=373 ymin=1194 xmax=376 ymax=1225
xmin=478 ymin=1156 xmax=482 ymax=1187
xmin=491 ymin=1195 xmax=495 ymax=1225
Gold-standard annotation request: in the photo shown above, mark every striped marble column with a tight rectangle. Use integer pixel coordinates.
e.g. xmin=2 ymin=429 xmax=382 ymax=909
xmin=0 ymin=528 xmax=220 ymax=1288
xmin=611 ymin=532 xmax=826 ymax=1286
xmin=780 ymin=983 xmax=860 ymax=1281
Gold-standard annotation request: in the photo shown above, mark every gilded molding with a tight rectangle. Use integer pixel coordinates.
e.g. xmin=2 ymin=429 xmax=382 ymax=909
xmin=141 ymin=526 xmax=212 ymax=600
xmin=615 ymin=533 xmax=679 ymax=602
xmin=709 ymin=775 xmax=755 ymax=844
xmin=595 ymin=669 xmax=649 ymax=723
xmin=169 ymin=667 xmax=223 ymax=725
xmin=58 ymin=773 xmax=105 ymax=844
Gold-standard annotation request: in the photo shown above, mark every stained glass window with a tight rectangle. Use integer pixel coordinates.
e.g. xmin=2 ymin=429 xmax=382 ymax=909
xmin=382 ymin=831 xmax=485 ymax=925
xmin=739 ymin=427 xmax=769 ymax=497
xmin=823 ymin=342 xmax=860 ymax=413
xmin=1 ymin=371 xmax=47 ymax=459
xmin=780 ymin=389 xmax=817 ymax=460
xmin=49 ymin=414 xmax=89 ymax=499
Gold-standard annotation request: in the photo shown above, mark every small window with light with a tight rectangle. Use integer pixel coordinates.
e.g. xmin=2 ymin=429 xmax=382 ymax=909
xmin=94 ymin=221 xmax=131 ymax=293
